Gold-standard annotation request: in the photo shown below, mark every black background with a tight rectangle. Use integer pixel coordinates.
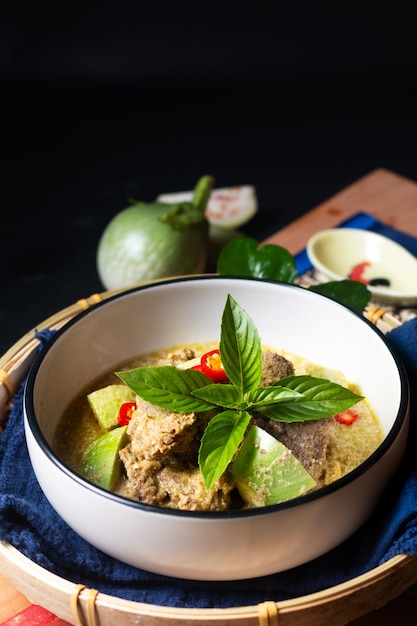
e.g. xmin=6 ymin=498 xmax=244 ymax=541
xmin=1 ymin=2 xmax=417 ymax=355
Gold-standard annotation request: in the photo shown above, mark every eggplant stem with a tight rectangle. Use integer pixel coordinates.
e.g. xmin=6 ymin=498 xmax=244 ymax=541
xmin=192 ymin=175 xmax=215 ymax=214
xmin=159 ymin=175 xmax=214 ymax=230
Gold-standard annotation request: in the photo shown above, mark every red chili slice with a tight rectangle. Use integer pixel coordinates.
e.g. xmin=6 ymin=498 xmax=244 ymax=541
xmin=349 ymin=261 xmax=371 ymax=284
xmin=199 ymin=349 xmax=228 ymax=383
xmin=335 ymin=409 xmax=359 ymax=425
xmin=118 ymin=401 xmax=137 ymax=426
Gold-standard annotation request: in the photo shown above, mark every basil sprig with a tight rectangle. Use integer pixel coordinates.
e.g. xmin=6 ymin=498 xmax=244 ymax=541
xmin=117 ymin=295 xmax=362 ymax=491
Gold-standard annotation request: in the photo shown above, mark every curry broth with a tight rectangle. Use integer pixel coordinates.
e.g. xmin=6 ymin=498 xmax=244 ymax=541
xmin=53 ymin=342 xmax=384 ymax=505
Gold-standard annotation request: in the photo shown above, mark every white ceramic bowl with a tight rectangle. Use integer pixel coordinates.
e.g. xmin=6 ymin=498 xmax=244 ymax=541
xmin=24 ymin=276 xmax=410 ymax=581
xmin=306 ymin=228 xmax=417 ymax=306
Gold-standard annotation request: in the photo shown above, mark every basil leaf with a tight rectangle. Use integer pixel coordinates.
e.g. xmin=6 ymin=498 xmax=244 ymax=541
xmin=116 ymin=366 xmax=215 ymax=413
xmin=246 ymin=384 xmax=302 ymax=409
xmin=309 ymin=280 xmax=371 ymax=314
xmin=217 ymin=237 xmax=298 ymax=283
xmin=192 ymin=383 xmax=243 ymax=409
xmin=220 ymin=294 xmax=262 ymax=393
xmin=198 ymin=409 xmax=252 ymax=490
xmin=259 ymin=375 xmax=363 ymax=422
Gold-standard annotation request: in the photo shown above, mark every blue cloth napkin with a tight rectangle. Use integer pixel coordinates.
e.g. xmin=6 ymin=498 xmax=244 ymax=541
xmin=1 ymin=330 xmax=417 ymax=609
xmin=1 ymin=215 xmax=417 ymax=609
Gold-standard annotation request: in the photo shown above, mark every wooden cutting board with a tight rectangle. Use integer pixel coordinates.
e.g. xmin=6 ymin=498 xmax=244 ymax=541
xmin=264 ymin=167 xmax=417 ymax=252
xmin=1 ymin=167 xmax=417 ymax=625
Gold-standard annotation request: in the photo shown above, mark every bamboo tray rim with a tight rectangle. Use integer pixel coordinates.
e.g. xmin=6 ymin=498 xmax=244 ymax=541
xmin=0 ymin=540 xmax=415 ymax=625
xmin=1 ymin=288 xmax=417 ymax=626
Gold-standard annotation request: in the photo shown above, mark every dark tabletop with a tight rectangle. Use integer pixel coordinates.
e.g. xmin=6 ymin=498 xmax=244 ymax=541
xmin=1 ymin=2 xmax=417 ymax=356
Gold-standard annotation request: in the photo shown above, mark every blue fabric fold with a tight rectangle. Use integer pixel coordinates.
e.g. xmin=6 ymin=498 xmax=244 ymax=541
xmin=1 ymin=241 xmax=417 ymax=608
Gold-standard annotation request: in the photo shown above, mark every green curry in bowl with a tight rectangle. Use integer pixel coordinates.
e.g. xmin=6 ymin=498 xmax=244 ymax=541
xmin=53 ymin=296 xmax=383 ymax=512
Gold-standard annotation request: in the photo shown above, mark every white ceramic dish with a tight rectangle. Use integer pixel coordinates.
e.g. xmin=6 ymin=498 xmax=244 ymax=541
xmin=23 ymin=276 xmax=410 ymax=581
xmin=306 ymin=228 xmax=417 ymax=306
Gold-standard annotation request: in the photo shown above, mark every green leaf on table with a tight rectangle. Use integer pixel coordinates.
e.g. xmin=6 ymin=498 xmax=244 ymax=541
xmin=217 ymin=237 xmax=298 ymax=283
xmin=309 ymin=280 xmax=371 ymax=314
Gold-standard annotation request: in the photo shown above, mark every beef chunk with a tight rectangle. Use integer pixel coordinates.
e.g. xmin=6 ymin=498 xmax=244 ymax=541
xmin=119 ymin=397 xmax=236 ymax=510
xmin=119 ymin=444 xmax=236 ymax=511
xmin=127 ymin=397 xmax=198 ymax=461
xmin=261 ymin=350 xmax=294 ymax=386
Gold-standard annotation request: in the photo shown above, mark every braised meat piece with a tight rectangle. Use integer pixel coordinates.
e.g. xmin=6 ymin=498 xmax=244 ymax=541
xmin=119 ymin=451 xmax=235 ymax=510
xmin=119 ymin=398 xmax=236 ymax=510
xmin=126 ymin=397 xmax=198 ymax=461
xmin=261 ymin=350 xmax=294 ymax=386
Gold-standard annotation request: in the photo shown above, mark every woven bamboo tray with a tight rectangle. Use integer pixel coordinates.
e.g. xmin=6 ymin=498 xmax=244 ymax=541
xmin=1 ymin=289 xmax=417 ymax=626
xmin=3 ymin=168 xmax=417 ymax=624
